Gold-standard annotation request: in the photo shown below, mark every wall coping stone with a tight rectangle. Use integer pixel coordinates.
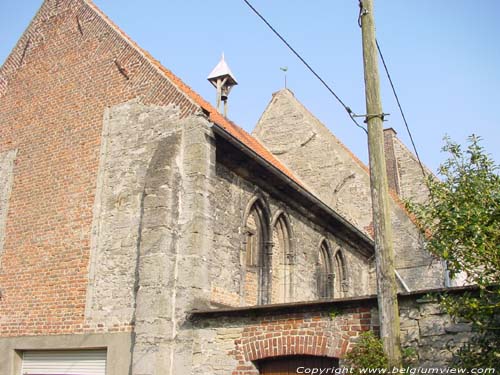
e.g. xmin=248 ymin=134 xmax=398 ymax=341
xmin=189 ymin=285 xmax=479 ymax=319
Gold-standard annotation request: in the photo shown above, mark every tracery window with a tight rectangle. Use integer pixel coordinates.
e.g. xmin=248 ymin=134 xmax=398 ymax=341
xmin=271 ymin=213 xmax=293 ymax=303
xmin=244 ymin=199 xmax=270 ymax=305
xmin=334 ymin=249 xmax=348 ymax=297
xmin=317 ymin=240 xmax=334 ymax=299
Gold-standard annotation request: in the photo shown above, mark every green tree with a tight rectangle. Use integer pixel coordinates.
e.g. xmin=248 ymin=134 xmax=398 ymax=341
xmin=407 ymin=135 xmax=500 ymax=368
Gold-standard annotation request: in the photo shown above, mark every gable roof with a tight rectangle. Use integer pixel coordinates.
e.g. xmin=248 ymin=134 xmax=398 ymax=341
xmin=254 ymin=89 xmax=423 ymax=234
xmin=82 ymin=1 xmax=302 ymax=186
xmin=0 ymin=0 xmax=300 ymax=186
xmin=0 ymin=0 xmax=373 ymax=248
xmin=82 ymin=2 xmax=373 ymax=249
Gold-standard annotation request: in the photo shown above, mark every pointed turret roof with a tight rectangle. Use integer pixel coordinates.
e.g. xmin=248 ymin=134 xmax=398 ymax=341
xmin=207 ymin=53 xmax=238 ymax=87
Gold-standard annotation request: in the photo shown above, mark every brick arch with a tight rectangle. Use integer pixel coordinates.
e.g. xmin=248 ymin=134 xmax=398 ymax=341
xmin=240 ymin=321 xmax=350 ymax=362
xmin=231 ymin=309 xmax=373 ymax=375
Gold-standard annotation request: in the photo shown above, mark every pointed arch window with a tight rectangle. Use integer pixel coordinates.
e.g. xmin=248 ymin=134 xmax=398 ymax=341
xmin=334 ymin=249 xmax=348 ymax=297
xmin=245 ymin=203 xmax=267 ymax=267
xmin=317 ymin=240 xmax=334 ymax=299
xmin=271 ymin=213 xmax=293 ymax=303
xmin=244 ymin=199 xmax=270 ymax=305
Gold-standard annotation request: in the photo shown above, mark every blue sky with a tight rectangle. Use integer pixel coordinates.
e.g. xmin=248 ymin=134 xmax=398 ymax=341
xmin=1 ymin=0 xmax=499 ymax=173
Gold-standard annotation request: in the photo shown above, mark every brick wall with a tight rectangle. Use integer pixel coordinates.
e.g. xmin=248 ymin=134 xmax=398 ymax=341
xmin=383 ymin=128 xmax=433 ymax=205
xmin=191 ymin=288 xmax=478 ymax=374
xmin=0 ymin=0 xmax=199 ymax=337
xmin=239 ymin=309 xmax=372 ymax=362
xmin=190 ymin=304 xmax=376 ymax=375
xmin=383 ymin=128 xmax=401 ymax=195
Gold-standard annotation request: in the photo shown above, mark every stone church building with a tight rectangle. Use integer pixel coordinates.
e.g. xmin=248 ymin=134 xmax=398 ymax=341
xmin=0 ymin=1 xmax=464 ymax=374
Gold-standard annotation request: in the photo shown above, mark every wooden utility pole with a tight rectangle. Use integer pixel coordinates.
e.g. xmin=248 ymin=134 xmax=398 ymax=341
xmin=359 ymin=0 xmax=402 ymax=368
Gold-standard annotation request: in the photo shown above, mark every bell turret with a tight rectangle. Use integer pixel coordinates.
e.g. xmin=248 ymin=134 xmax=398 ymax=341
xmin=207 ymin=53 xmax=238 ymax=117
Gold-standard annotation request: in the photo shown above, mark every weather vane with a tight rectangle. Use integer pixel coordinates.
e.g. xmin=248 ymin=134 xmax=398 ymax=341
xmin=280 ymin=66 xmax=288 ymax=88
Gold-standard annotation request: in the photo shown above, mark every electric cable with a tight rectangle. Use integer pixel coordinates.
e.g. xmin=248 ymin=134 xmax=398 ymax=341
xmin=376 ymin=39 xmax=428 ymax=178
xmin=242 ymin=0 xmax=367 ymax=134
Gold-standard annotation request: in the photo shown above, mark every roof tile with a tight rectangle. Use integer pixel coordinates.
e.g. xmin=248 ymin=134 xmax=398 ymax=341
xmin=83 ymin=0 xmax=301 ymax=185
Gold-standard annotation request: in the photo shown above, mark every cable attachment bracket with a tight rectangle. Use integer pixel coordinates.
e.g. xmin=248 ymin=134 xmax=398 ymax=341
xmin=352 ymin=113 xmax=390 ymax=123
xmin=358 ymin=0 xmax=369 ymax=27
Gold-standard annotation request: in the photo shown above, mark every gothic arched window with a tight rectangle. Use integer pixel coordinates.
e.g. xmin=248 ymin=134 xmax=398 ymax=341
xmin=334 ymin=249 xmax=348 ymax=297
xmin=244 ymin=199 xmax=270 ymax=305
xmin=271 ymin=213 xmax=293 ymax=303
xmin=317 ymin=240 xmax=334 ymax=299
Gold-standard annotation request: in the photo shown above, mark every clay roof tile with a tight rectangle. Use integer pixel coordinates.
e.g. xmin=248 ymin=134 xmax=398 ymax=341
xmin=84 ymin=0 xmax=301 ymax=185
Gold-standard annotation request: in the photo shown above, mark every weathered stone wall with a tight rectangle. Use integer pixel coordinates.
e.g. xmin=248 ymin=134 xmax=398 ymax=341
xmin=189 ymin=289 xmax=477 ymax=374
xmin=254 ymin=90 xmax=372 ymax=233
xmin=253 ymin=89 xmax=445 ymax=291
xmin=190 ymin=304 xmax=375 ymax=375
xmin=131 ymin=115 xmax=216 ymax=375
xmin=208 ymin=159 xmax=371 ymax=307
xmin=0 ymin=0 xmax=202 ymax=338
xmin=83 ymin=100 xmax=216 ymax=374
xmin=392 ymin=136 xmax=433 ymax=204
xmin=85 ymin=100 xmax=184 ymax=330
xmin=83 ymin=100 xmax=372 ymax=374
xmin=388 ymin=201 xmax=444 ymax=290
xmin=399 ymin=294 xmax=473 ymax=368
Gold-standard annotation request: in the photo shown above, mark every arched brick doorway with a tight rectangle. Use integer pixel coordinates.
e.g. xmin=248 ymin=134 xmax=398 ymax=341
xmin=258 ymin=355 xmax=339 ymax=375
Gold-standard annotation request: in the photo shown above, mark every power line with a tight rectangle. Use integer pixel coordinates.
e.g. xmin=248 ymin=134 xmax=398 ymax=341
xmin=375 ymin=40 xmax=428 ymax=178
xmin=241 ymin=0 xmax=367 ymax=134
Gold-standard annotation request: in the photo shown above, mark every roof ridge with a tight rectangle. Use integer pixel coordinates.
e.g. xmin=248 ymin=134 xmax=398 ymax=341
xmin=82 ymin=0 xmax=302 ymax=185
xmin=257 ymin=89 xmax=422 ymax=231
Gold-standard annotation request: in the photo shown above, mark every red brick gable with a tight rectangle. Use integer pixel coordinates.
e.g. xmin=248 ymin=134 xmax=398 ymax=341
xmin=82 ymin=0 xmax=301 ymax=184
xmin=1 ymin=0 xmax=299 ymax=184
xmin=0 ymin=0 xmax=303 ymax=337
